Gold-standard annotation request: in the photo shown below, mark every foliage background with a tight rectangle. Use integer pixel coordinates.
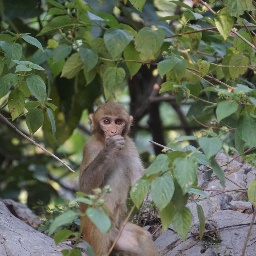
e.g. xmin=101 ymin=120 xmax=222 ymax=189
xmin=0 ymin=0 xmax=256 ymax=243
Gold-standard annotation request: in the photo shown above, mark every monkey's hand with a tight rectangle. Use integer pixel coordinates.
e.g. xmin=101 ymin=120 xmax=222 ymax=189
xmin=105 ymin=135 xmax=125 ymax=152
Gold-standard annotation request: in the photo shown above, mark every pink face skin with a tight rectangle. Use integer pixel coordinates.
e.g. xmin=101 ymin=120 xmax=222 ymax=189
xmin=99 ymin=115 xmax=126 ymax=139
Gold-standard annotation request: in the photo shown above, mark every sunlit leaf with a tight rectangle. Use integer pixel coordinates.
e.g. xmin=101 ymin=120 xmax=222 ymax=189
xmin=61 ymin=53 xmax=83 ymax=79
xmin=215 ymin=7 xmax=234 ymax=40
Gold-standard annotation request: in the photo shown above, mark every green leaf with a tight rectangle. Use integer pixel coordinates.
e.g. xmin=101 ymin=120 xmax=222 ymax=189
xmin=158 ymin=202 xmax=175 ymax=230
xmin=21 ymin=34 xmax=44 ymax=51
xmin=104 ymin=29 xmax=133 ymax=59
xmin=135 ymin=27 xmax=165 ymax=61
xmin=48 ymin=210 xmax=79 ymax=236
xmin=214 ymin=7 xmax=234 ymax=40
xmin=79 ymin=47 xmax=98 ymax=72
xmin=171 ymin=1 xmax=193 ymax=11
xmin=26 ymin=74 xmax=47 ymax=104
xmin=248 ymin=180 xmax=256 ymax=207
xmin=197 ymin=59 xmax=210 ymax=76
xmin=173 ymin=157 xmax=197 ymax=194
xmin=13 ymin=60 xmax=44 ymax=71
xmin=146 ymin=154 xmax=169 ymax=176
xmin=223 ymin=0 xmax=253 ymax=17
xmin=26 ymin=108 xmax=44 ymax=134
xmin=151 ymin=172 xmax=174 ymax=211
xmin=188 ymin=188 xmax=209 ymax=198
xmin=48 ymin=7 xmax=67 ymax=15
xmin=61 ymin=53 xmax=83 ymax=79
xmin=52 ymin=44 xmax=72 ymax=63
xmin=158 ymin=59 xmax=176 ymax=78
xmin=1 ymin=42 xmax=22 ymax=68
xmin=47 ymin=0 xmax=66 ymax=9
xmin=124 ymin=43 xmax=142 ymax=78
xmin=129 ymin=0 xmax=146 ymax=11
xmin=102 ymin=67 xmax=125 ymax=99
xmin=46 ymin=108 xmax=56 ymax=135
xmin=196 ymin=204 xmax=205 ymax=240
xmin=210 ymin=157 xmax=225 ymax=186
xmin=0 ymin=73 xmax=19 ymax=99
xmin=159 ymin=81 xmax=178 ymax=94
xmin=8 ymin=89 xmax=25 ymax=120
xmin=216 ymin=101 xmax=238 ymax=122
xmin=174 ymin=136 xmax=198 ymax=142
xmin=54 ymin=229 xmax=74 ymax=244
xmin=86 ymin=208 xmax=111 ymax=234
xmin=38 ymin=16 xmax=78 ymax=36
xmin=166 ymin=57 xmax=186 ymax=83
xmin=229 ymin=54 xmax=249 ymax=80
xmin=172 ymin=207 xmax=192 ymax=240
xmin=238 ymin=110 xmax=256 ymax=147
xmin=198 ymin=137 xmax=222 ymax=159
xmin=130 ymin=178 xmax=150 ymax=208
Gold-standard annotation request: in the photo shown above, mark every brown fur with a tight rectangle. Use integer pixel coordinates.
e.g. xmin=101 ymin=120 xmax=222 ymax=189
xmin=79 ymin=102 xmax=158 ymax=256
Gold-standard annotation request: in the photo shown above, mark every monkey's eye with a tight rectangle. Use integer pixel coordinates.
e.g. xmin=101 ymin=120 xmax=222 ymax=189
xmin=103 ymin=118 xmax=110 ymax=124
xmin=115 ymin=119 xmax=123 ymax=125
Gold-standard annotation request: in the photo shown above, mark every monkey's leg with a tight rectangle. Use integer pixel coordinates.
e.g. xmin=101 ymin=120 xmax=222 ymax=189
xmin=113 ymin=222 xmax=159 ymax=256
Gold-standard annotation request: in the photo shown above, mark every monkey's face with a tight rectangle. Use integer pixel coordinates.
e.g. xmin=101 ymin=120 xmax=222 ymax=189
xmin=99 ymin=116 xmax=126 ymax=139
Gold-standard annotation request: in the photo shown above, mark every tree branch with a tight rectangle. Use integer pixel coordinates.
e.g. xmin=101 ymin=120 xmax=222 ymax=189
xmin=0 ymin=113 xmax=75 ymax=173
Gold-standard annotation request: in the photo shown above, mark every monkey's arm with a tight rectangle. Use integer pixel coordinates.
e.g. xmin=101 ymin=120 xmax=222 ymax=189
xmin=79 ymin=135 xmax=125 ymax=194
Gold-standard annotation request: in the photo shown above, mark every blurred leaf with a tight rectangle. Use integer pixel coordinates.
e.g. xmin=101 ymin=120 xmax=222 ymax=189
xmin=38 ymin=16 xmax=78 ymax=36
xmin=229 ymin=54 xmax=249 ymax=80
xmin=49 ymin=210 xmax=79 ymax=236
xmin=54 ymin=229 xmax=74 ymax=244
xmin=86 ymin=208 xmax=111 ymax=234
xmin=248 ymin=180 xmax=256 ymax=207
xmin=129 ymin=0 xmax=146 ymax=11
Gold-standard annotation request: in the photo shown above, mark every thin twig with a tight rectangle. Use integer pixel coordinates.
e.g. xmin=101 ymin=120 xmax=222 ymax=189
xmin=149 ymin=140 xmax=172 ymax=151
xmin=241 ymin=207 xmax=256 ymax=256
xmin=0 ymin=113 xmax=75 ymax=173
xmin=106 ymin=205 xmax=136 ymax=256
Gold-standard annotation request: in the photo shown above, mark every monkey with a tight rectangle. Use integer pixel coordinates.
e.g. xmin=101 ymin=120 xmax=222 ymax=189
xmin=79 ymin=102 xmax=159 ymax=256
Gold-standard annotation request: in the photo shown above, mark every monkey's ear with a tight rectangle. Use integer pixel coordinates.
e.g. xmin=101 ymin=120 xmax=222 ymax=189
xmin=89 ymin=114 xmax=94 ymax=131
